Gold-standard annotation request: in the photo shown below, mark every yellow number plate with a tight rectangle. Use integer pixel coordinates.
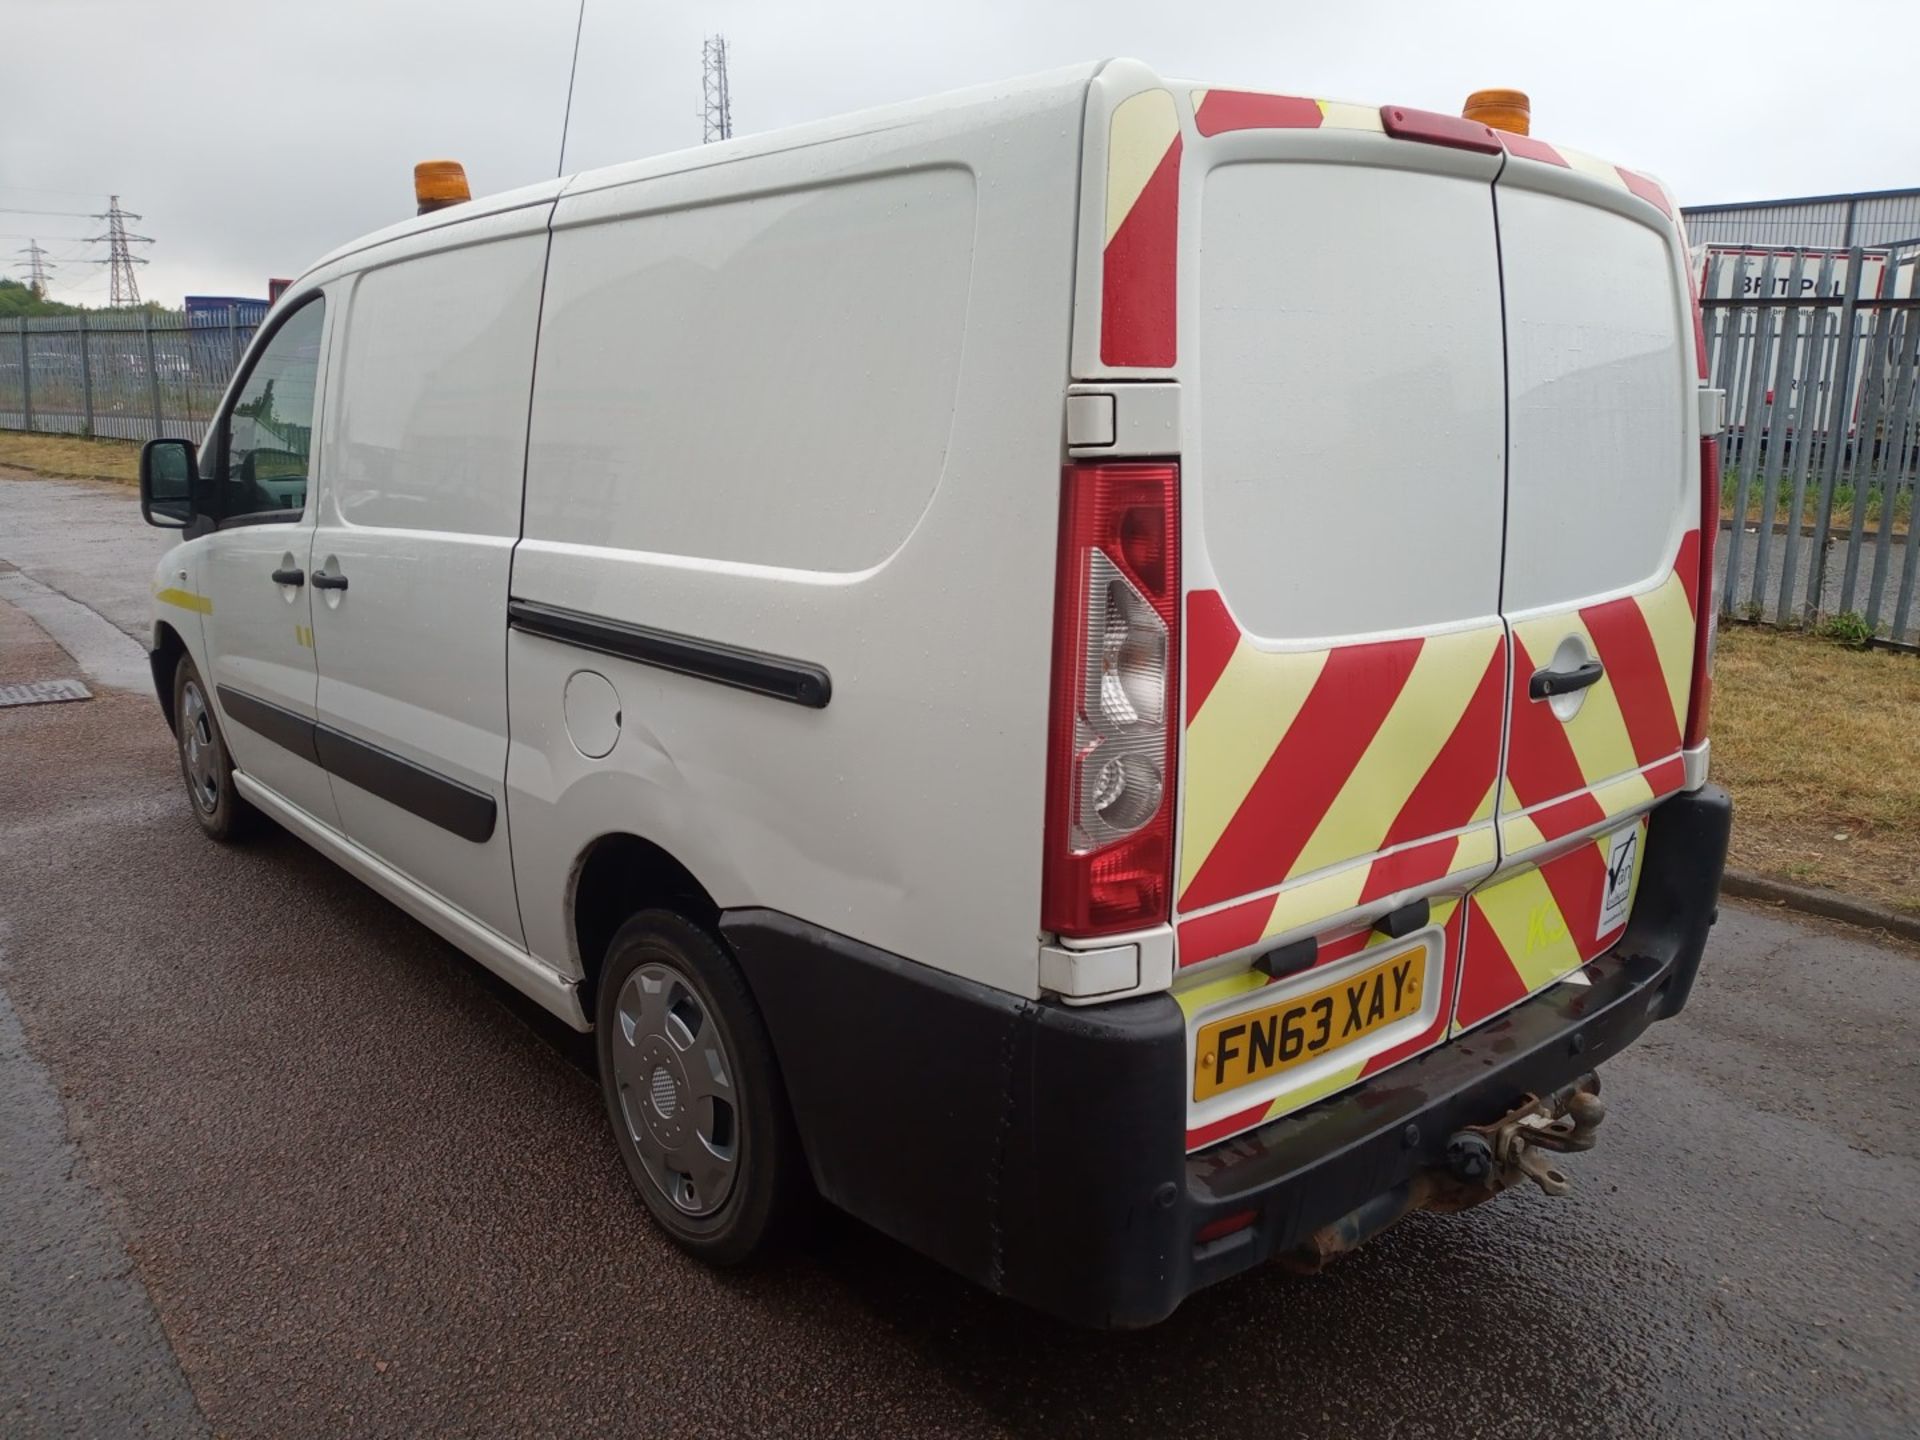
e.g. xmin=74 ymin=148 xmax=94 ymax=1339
xmin=1193 ymin=946 xmax=1427 ymax=1102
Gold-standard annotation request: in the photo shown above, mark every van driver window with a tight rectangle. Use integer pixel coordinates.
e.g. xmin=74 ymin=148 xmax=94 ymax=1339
xmin=221 ymin=298 xmax=324 ymax=517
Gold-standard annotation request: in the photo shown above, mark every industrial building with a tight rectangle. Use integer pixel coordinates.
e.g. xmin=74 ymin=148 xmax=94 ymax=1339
xmin=1682 ymin=185 xmax=1920 ymax=250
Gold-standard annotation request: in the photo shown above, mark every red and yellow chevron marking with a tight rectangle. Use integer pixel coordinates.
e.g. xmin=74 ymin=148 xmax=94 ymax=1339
xmin=1500 ymin=533 xmax=1698 ymax=855
xmin=1176 ymin=820 xmax=1495 ymax=971
xmin=1188 ymin=89 xmax=1384 ymax=136
xmin=1177 ymin=598 xmax=1505 ymax=947
xmin=1180 ymin=899 xmax=1464 ymax=1149
xmin=1492 ymin=130 xmax=1676 ymax=215
xmin=1454 ymin=817 xmax=1646 ymax=1034
xmin=1101 ymin=89 xmax=1181 ymax=368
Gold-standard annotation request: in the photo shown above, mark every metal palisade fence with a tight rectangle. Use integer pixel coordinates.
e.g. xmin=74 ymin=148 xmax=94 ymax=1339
xmin=1702 ymin=243 xmax=1920 ymax=647
xmin=0 ymin=303 xmax=267 ymax=444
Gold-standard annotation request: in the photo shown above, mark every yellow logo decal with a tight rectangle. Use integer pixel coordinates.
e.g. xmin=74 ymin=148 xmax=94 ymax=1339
xmin=1525 ymin=902 xmax=1567 ymax=955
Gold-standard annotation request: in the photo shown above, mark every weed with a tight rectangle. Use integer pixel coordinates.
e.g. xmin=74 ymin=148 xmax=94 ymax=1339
xmin=1820 ymin=611 xmax=1873 ymax=648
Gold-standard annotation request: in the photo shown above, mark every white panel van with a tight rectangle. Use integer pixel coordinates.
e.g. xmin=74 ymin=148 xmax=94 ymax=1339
xmin=139 ymin=61 xmax=1731 ymax=1327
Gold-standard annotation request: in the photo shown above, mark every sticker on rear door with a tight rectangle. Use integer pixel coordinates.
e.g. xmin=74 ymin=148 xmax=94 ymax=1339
xmin=1599 ymin=824 xmax=1639 ymax=938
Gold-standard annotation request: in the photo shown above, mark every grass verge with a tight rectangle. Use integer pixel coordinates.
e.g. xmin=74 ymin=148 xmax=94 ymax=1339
xmin=1720 ymin=468 xmax=1913 ymax=538
xmin=1712 ymin=624 xmax=1919 ymax=915
xmin=0 ymin=431 xmax=142 ymax=484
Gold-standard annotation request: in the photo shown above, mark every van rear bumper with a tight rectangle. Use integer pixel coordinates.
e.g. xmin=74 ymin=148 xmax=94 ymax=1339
xmin=722 ymin=784 xmax=1730 ymax=1329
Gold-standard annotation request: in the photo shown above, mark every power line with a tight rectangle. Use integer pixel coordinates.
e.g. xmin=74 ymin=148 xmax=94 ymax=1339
xmin=0 ymin=206 xmax=94 ymax=218
xmin=701 ymin=35 xmax=733 ymax=144
xmin=86 ymin=195 xmax=151 ymax=306
xmin=0 ymin=184 xmax=113 ymax=198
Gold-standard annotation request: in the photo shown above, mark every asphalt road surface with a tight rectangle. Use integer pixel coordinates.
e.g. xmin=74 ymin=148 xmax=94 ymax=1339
xmin=3 ymin=471 xmax=1917 ymax=1438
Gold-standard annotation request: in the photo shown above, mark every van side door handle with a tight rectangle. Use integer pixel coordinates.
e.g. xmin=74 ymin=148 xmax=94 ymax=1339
xmin=1529 ymin=659 xmax=1604 ymax=700
xmin=270 ymin=566 xmax=305 ymax=586
xmin=311 ymin=571 xmax=349 ymax=592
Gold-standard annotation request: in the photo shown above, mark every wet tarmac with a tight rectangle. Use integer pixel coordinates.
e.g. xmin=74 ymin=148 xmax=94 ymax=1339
xmin=2 ymin=472 xmax=1917 ymax=1437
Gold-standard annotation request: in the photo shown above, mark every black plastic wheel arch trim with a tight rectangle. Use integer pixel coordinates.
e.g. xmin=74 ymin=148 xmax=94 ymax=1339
xmin=213 ymin=684 xmax=496 ymax=843
xmin=507 ymin=598 xmax=832 ymax=710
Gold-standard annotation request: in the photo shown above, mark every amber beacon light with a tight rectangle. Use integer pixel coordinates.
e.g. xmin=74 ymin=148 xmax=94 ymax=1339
xmin=1462 ymin=89 xmax=1530 ymax=136
xmin=414 ymin=160 xmax=471 ymax=215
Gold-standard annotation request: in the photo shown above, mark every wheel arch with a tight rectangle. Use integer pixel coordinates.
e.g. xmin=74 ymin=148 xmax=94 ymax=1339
xmin=150 ymin=620 xmax=190 ymax=734
xmin=569 ymin=832 xmax=722 ymax=1021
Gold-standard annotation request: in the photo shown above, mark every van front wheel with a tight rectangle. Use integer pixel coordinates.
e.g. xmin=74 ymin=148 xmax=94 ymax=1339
xmin=595 ymin=910 xmax=805 ymax=1265
xmin=172 ymin=656 xmax=254 ymax=842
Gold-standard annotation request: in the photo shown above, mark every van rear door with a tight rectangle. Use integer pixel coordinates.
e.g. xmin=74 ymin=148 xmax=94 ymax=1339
xmin=1165 ymin=95 xmax=1509 ymax=1145
xmin=1451 ymin=150 xmax=1702 ymax=1033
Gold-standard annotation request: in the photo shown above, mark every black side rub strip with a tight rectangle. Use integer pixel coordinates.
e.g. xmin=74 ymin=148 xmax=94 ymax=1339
xmin=507 ymin=598 xmax=832 ymax=709
xmin=311 ymin=729 xmax=495 ymax=843
xmin=213 ymin=685 xmax=496 ymax=843
xmin=216 ymin=685 xmax=320 ymax=765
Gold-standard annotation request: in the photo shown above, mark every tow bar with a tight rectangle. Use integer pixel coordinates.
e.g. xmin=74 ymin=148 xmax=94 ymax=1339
xmin=1443 ymin=1072 xmax=1607 ymax=1199
xmin=1279 ymin=1073 xmax=1607 ymax=1272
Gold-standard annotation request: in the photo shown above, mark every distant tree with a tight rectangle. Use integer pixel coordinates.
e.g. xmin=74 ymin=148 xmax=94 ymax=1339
xmin=0 ymin=277 xmax=82 ymax=319
xmin=0 ymin=277 xmax=172 ymax=319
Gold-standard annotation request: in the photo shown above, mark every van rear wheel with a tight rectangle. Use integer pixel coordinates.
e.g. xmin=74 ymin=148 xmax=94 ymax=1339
xmin=595 ymin=910 xmax=805 ymax=1265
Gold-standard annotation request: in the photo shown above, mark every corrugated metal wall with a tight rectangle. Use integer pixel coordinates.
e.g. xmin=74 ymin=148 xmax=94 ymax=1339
xmin=1684 ymin=189 xmax=1920 ymax=249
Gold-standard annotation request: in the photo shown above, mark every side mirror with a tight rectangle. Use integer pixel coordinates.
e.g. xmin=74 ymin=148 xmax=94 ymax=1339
xmin=139 ymin=438 xmax=198 ymax=529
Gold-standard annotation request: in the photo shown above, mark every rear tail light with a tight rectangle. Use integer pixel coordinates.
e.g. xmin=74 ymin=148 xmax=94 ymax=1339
xmin=1042 ymin=461 xmax=1181 ymax=938
xmin=1684 ymin=436 xmax=1719 ymax=749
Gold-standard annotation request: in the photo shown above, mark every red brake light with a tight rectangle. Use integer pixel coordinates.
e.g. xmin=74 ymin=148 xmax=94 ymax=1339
xmin=1684 ymin=436 xmax=1719 ymax=750
xmin=1042 ymin=461 xmax=1181 ymax=938
xmin=1379 ymin=105 xmax=1502 ymax=155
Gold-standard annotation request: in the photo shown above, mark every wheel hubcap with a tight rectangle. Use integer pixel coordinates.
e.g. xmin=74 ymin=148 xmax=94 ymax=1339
xmin=179 ymin=680 xmax=221 ymax=815
xmin=611 ymin=961 xmax=740 ymax=1216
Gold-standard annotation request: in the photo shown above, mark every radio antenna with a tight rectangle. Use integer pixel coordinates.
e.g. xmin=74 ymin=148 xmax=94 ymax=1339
xmin=556 ymin=0 xmax=588 ymax=177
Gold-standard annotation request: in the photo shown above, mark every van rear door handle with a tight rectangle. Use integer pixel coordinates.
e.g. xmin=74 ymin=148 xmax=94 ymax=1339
xmin=1529 ymin=659 xmax=1604 ymax=700
xmin=271 ymin=566 xmax=305 ymax=586
xmin=311 ymin=571 xmax=349 ymax=591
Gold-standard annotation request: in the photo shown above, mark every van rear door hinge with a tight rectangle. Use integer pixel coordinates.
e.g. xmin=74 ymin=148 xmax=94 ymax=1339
xmin=1698 ymin=387 xmax=1726 ymax=437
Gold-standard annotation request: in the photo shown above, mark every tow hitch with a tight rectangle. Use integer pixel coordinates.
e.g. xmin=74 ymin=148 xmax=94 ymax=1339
xmin=1279 ymin=1073 xmax=1607 ymax=1272
xmin=1443 ymin=1072 xmax=1607 ymax=1199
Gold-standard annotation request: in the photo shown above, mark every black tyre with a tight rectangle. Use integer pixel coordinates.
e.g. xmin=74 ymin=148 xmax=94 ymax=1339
xmin=595 ymin=909 xmax=806 ymax=1264
xmin=172 ymin=656 xmax=255 ymax=842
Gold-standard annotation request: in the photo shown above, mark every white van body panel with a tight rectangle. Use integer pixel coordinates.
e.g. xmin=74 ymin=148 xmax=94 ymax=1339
xmin=509 ymin=69 xmax=1092 ymax=996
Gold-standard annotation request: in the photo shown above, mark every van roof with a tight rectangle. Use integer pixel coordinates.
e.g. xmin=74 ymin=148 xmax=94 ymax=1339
xmin=301 ymin=61 xmax=1103 ymax=284
xmin=298 ymin=64 xmax=1677 ymax=293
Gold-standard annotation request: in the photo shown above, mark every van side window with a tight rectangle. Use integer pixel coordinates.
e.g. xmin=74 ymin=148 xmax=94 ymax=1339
xmin=218 ymin=298 xmax=325 ymax=519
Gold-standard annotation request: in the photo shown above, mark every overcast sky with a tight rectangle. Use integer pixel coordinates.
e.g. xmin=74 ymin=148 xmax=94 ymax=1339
xmin=4 ymin=0 xmax=1913 ymax=305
